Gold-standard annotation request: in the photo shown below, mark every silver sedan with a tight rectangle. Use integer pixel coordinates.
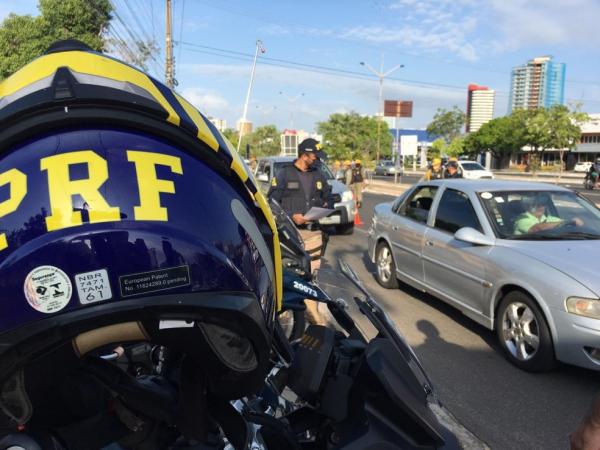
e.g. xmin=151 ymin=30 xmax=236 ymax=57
xmin=368 ymin=179 xmax=600 ymax=372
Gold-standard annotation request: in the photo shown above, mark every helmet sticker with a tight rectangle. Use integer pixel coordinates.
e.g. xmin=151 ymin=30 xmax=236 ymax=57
xmin=75 ymin=269 xmax=113 ymax=305
xmin=23 ymin=266 xmax=72 ymax=314
xmin=119 ymin=265 xmax=190 ymax=298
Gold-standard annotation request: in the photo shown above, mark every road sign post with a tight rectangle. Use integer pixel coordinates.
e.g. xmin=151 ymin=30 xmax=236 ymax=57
xmin=385 ymin=100 xmax=413 ymax=183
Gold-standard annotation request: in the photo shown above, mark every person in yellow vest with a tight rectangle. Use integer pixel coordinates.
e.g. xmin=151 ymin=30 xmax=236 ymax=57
xmin=423 ymin=157 xmax=444 ymax=181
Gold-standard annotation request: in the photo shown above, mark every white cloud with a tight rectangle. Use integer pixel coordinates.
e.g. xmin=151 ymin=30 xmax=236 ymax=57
xmin=180 ymin=87 xmax=230 ymax=115
xmin=488 ymin=0 xmax=600 ymax=52
xmin=178 ymin=63 xmax=466 ymax=129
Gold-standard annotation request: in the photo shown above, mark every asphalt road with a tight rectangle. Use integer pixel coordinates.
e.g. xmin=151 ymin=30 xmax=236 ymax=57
xmin=319 ymin=192 xmax=600 ymax=450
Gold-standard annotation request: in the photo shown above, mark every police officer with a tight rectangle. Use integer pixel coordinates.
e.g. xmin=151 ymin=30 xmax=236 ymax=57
xmin=268 ymin=137 xmax=332 ymax=225
xmin=268 ymin=137 xmax=332 ymax=325
xmin=444 ymin=160 xmax=462 ymax=178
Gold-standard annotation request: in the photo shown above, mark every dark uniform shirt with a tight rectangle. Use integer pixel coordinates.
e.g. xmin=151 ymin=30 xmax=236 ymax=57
xmin=267 ymin=162 xmax=333 ymax=218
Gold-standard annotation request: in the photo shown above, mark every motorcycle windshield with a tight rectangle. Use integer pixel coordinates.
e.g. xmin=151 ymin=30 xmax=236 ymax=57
xmin=338 ymin=260 xmax=435 ymax=398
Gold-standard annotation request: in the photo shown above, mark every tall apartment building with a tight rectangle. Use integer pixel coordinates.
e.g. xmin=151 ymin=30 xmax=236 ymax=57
xmin=466 ymin=84 xmax=495 ymax=133
xmin=508 ymin=56 xmax=565 ymax=112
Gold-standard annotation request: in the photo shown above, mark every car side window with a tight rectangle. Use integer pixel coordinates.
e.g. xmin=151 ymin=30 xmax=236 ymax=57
xmin=398 ymin=186 xmax=438 ymax=224
xmin=434 ymin=189 xmax=483 ymax=234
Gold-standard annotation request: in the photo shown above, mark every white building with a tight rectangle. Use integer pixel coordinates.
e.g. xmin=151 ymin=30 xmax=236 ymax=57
xmin=207 ymin=117 xmax=227 ymax=132
xmin=279 ymin=129 xmax=323 ymax=156
xmin=573 ymin=113 xmax=600 ymax=162
xmin=466 ymin=84 xmax=495 ymax=133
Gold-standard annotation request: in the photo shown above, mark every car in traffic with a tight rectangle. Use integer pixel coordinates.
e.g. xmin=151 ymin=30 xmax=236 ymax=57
xmin=457 ymin=160 xmax=494 ymax=179
xmin=574 ymin=161 xmax=593 ymax=173
xmin=368 ymin=179 xmax=600 ymax=372
xmin=255 ymin=156 xmax=356 ymax=234
xmin=374 ymin=160 xmax=402 ymax=176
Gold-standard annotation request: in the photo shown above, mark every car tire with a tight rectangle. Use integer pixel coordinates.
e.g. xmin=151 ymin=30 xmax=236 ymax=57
xmin=336 ymin=222 xmax=354 ymax=235
xmin=495 ymin=291 xmax=557 ymax=372
xmin=375 ymin=242 xmax=398 ymax=289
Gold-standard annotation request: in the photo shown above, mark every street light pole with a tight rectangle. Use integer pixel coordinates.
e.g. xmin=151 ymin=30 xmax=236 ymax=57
xmin=279 ymin=91 xmax=305 ymax=129
xmin=237 ymin=39 xmax=264 ymax=152
xmin=360 ymin=57 xmax=403 ymax=163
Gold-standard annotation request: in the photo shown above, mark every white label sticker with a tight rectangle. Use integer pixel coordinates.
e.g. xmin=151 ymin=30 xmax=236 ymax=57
xmin=481 ymin=192 xmax=493 ymax=199
xmin=494 ymin=197 xmax=505 ymax=203
xmin=75 ymin=269 xmax=113 ymax=304
xmin=24 ymin=266 xmax=72 ymax=314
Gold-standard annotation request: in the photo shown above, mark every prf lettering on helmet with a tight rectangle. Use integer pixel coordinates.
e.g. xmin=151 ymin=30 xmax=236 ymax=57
xmin=41 ymin=151 xmax=121 ymax=231
xmin=127 ymin=151 xmax=183 ymax=221
xmin=0 ymin=169 xmax=27 ymax=250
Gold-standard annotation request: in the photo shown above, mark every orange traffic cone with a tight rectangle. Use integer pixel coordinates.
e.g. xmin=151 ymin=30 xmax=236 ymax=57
xmin=354 ymin=208 xmax=363 ymax=226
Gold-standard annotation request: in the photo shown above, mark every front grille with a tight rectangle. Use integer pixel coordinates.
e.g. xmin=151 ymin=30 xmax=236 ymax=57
xmin=332 ymin=193 xmax=342 ymax=203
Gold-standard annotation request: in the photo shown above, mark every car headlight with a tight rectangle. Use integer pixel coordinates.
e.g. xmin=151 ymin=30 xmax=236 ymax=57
xmin=341 ymin=190 xmax=354 ymax=203
xmin=566 ymin=297 xmax=600 ymax=319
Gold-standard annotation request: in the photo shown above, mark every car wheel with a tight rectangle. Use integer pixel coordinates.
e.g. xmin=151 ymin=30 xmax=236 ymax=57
xmin=375 ymin=242 xmax=398 ymax=289
xmin=336 ymin=222 xmax=354 ymax=235
xmin=495 ymin=291 xmax=557 ymax=372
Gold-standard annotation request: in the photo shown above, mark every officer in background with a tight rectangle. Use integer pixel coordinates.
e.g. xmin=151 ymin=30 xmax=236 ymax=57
xmin=423 ymin=157 xmax=444 ymax=181
xmin=444 ymin=160 xmax=462 ymax=178
xmin=348 ymin=159 xmax=366 ymax=208
xmin=268 ymin=138 xmax=333 ymax=325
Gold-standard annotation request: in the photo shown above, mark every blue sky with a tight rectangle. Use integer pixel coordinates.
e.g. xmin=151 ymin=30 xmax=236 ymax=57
xmin=2 ymin=0 xmax=600 ymax=132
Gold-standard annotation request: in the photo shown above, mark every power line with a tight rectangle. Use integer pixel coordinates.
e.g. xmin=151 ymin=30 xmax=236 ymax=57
xmin=192 ymin=0 xmax=598 ymax=88
xmin=180 ymin=42 xmax=600 ymax=106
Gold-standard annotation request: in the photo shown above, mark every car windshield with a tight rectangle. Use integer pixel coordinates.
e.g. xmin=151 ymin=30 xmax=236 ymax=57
xmin=461 ymin=162 xmax=485 ymax=171
xmin=479 ymin=190 xmax=600 ymax=240
xmin=274 ymin=161 xmax=334 ymax=180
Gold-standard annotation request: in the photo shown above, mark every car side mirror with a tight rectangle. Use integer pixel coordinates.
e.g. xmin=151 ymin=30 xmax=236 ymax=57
xmin=257 ymin=173 xmax=269 ymax=182
xmin=454 ymin=227 xmax=495 ymax=246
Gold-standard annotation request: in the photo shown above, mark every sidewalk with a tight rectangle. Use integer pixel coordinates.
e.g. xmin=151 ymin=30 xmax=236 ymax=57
xmin=398 ymin=170 xmax=584 ymax=186
xmin=364 ymin=180 xmax=411 ymax=196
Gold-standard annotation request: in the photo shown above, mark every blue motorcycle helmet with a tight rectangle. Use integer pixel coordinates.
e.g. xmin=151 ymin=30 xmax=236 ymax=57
xmin=0 ymin=39 xmax=283 ymax=441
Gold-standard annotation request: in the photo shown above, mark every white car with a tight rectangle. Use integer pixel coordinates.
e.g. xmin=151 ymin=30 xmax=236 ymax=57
xmin=457 ymin=160 xmax=494 ymax=179
xmin=574 ymin=161 xmax=593 ymax=173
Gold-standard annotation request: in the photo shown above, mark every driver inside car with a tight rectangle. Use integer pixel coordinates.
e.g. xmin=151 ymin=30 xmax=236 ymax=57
xmin=513 ymin=195 xmax=584 ymax=235
xmin=0 ymin=40 xmax=282 ymax=450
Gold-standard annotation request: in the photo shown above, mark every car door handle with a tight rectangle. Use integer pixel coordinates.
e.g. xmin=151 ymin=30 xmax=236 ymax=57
xmin=426 ymin=240 xmax=434 ymax=247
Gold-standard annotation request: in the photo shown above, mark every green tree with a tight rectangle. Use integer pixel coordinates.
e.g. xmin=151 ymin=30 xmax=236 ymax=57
xmin=426 ymin=106 xmax=465 ymax=143
xmin=428 ymin=138 xmax=445 ymax=159
xmin=0 ymin=0 xmax=158 ymax=80
xmin=317 ymin=112 xmax=393 ymax=161
xmin=463 ymin=115 xmax=527 ymax=168
xmin=247 ymin=125 xmax=280 ymax=157
xmin=222 ymin=128 xmax=238 ymax=144
xmin=445 ymin=136 xmax=464 ymax=158
xmin=514 ymin=105 xmax=588 ymax=172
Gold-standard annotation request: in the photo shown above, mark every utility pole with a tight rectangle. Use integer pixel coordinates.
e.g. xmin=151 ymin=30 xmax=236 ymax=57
xmin=165 ymin=0 xmax=174 ymax=88
xmin=360 ymin=56 xmax=403 ymax=163
xmin=279 ymin=91 xmax=305 ymax=129
xmin=237 ymin=40 xmax=264 ymax=151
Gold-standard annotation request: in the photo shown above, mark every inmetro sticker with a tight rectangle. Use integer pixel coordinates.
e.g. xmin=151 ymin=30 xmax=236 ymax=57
xmin=75 ymin=269 xmax=112 ymax=304
xmin=119 ymin=265 xmax=190 ymax=297
xmin=24 ymin=266 xmax=72 ymax=314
